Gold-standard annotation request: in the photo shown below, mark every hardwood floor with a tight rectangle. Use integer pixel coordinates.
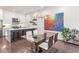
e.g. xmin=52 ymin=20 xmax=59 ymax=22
xmin=0 ymin=37 xmax=32 ymax=53
xmin=52 ymin=40 xmax=79 ymax=53
xmin=0 ymin=37 xmax=79 ymax=53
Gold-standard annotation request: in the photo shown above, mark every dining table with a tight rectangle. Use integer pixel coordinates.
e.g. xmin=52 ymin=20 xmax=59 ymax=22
xmin=31 ymin=34 xmax=45 ymax=53
xmin=31 ymin=32 xmax=57 ymax=53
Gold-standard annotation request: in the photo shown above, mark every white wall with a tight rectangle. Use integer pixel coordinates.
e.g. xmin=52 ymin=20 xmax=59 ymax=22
xmin=3 ymin=10 xmax=26 ymax=25
xmin=37 ymin=17 xmax=44 ymax=34
xmin=63 ymin=7 xmax=79 ymax=30
xmin=25 ymin=14 xmax=34 ymax=27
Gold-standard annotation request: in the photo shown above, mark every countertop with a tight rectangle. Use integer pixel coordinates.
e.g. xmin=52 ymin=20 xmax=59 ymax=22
xmin=8 ymin=27 xmax=37 ymax=31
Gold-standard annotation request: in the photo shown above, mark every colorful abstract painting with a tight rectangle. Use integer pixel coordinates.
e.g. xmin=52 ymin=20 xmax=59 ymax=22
xmin=44 ymin=12 xmax=64 ymax=31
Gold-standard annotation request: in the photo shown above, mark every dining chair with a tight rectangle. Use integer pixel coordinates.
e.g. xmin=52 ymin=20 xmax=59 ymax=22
xmin=26 ymin=31 xmax=35 ymax=42
xmin=32 ymin=33 xmax=47 ymax=53
xmin=45 ymin=33 xmax=58 ymax=43
xmin=21 ymin=30 xmax=38 ymax=41
xmin=38 ymin=35 xmax=54 ymax=52
xmin=53 ymin=33 xmax=58 ymax=44
xmin=50 ymin=33 xmax=58 ymax=53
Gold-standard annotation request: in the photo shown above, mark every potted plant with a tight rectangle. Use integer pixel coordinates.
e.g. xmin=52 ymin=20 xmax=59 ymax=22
xmin=61 ymin=27 xmax=70 ymax=42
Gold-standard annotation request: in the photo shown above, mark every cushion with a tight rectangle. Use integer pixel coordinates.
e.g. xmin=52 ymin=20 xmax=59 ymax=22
xmin=39 ymin=42 xmax=48 ymax=50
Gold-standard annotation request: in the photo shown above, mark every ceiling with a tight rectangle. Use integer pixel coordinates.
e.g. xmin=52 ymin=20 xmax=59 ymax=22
xmin=0 ymin=6 xmax=52 ymax=15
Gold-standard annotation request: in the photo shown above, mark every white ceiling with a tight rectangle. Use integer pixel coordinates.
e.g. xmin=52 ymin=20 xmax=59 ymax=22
xmin=0 ymin=6 xmax=52 ymax=14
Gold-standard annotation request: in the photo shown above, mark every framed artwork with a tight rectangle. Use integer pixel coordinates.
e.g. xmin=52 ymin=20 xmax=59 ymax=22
xmin=44 ymin=12 xmax=64 ymax=31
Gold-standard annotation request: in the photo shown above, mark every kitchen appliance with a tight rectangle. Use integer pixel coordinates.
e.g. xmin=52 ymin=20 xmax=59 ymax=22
xmin=0 ymin=20 xmax=3 ymax=37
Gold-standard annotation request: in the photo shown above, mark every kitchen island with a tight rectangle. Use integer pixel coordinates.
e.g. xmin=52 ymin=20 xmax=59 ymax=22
xmin=6 ymin=27 xmax=37 ymax=43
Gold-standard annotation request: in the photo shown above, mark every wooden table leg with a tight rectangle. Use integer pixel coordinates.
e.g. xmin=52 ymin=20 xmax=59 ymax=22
xmin=31 ymin=42 xmax=36 ymax=53
xmin=31 ymin=42 xmax=39 ymax=53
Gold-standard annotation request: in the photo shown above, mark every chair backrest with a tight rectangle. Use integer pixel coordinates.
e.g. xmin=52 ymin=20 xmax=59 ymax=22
xmin=26 ymin=30 xmax=38 ymax=37
xmin=43 ymin=33 xmax=47 ymax=41
xmin=33 ymin=30 xmax=38 ymax=36
xmin=26 ymin=31 xmax=34 ymax=42
xmin=53 ymin=33 xmax=58 ymax=44
xmin=48 ymin=36 xmax=53 ymax=49
xmin=26 ymin=31 xmax=33 ymax=37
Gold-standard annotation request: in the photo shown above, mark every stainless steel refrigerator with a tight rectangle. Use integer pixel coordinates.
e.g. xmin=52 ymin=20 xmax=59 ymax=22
xmin=0 ymin=20 xmax=3 ymax=37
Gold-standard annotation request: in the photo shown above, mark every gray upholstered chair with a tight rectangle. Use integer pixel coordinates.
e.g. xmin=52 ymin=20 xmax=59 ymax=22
xmin=53 ymin=33 xmax=58 ymax=44
xmin=38 ymin=36 xmax=54 ymax=52
xmin=45 ymin=33 xmax=58 ymax=44
xmin=38 ymin=33 xmax=58 ymax=53
xmin=21 ymin=30 xmax=38 ymax=42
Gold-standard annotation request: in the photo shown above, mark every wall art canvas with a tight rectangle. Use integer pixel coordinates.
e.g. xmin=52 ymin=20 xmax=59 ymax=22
xmin=44 ymin=12 xmax=64 ymax=31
